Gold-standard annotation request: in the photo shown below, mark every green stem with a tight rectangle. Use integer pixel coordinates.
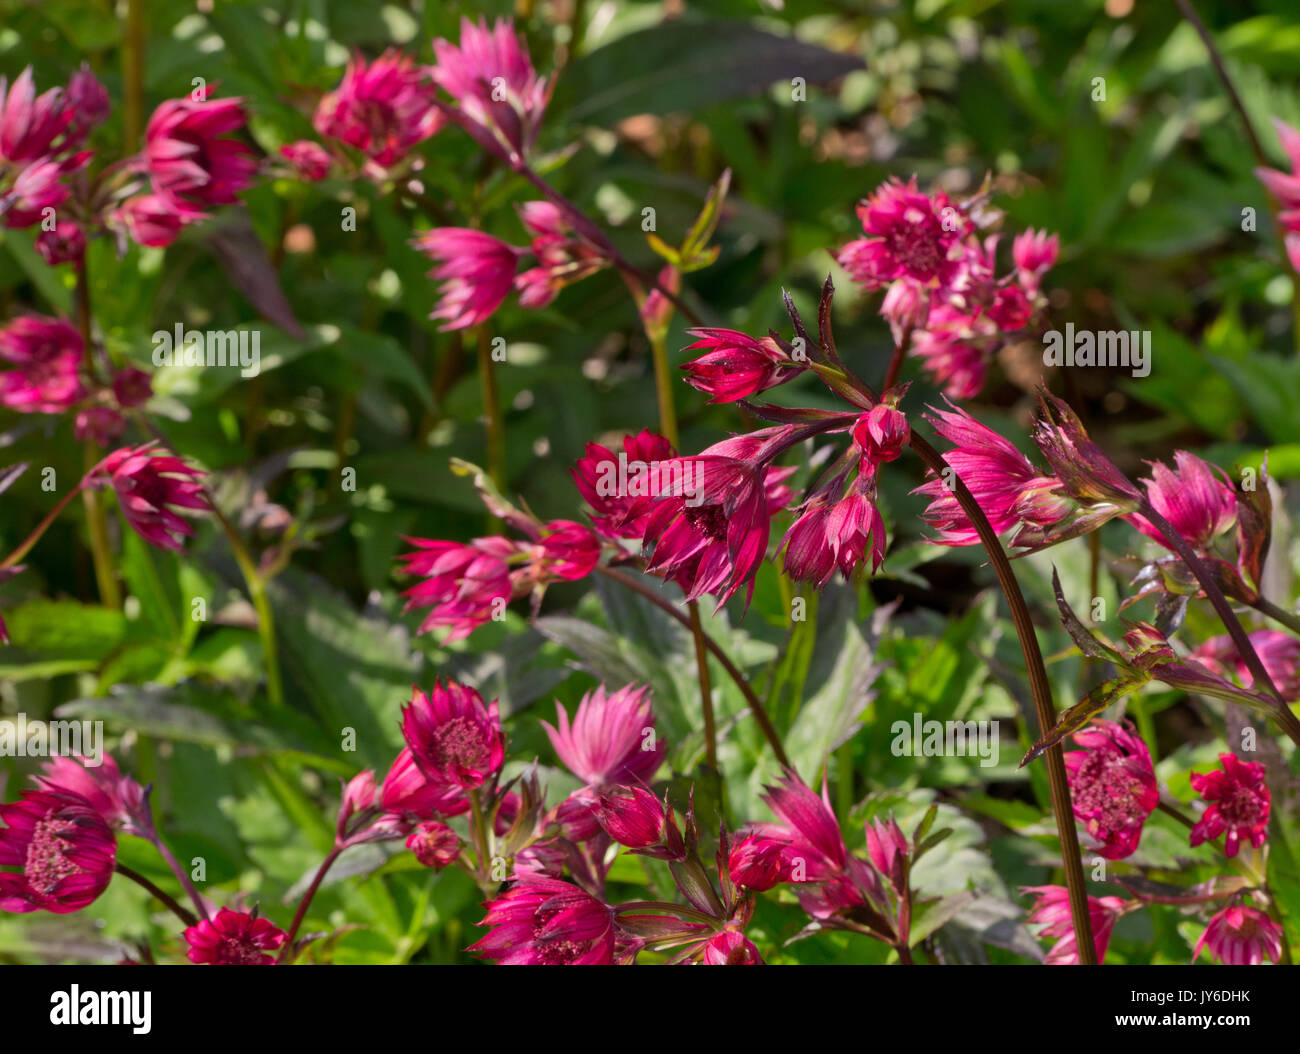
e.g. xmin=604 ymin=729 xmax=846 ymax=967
xmin=476 ymin=326 xmax=506 ymax=491
xmin=647 ymin=329 xmax=680 ymax=449
xmin=82 ymin=445 xmax=122 ymax=609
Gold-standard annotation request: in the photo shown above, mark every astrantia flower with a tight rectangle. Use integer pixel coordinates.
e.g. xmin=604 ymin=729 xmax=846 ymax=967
xmin=571 ymin=429 xmax=676 ymax=540
xmin=84 ymin=443 xmax=211 ymax=552
xmin=0 ymin=790 xmax=116 ymax=914
xmin=852 ymin=403 xmax=909 ymax=467
xmin=594 ymin=785 xmax=668 ymax=851
xmin=74 ymin=406 xmax=125 ymax=447
xmin=1255 ymin=119 xmax=1300 ymax=226
xmin=279 ymin=140 xmax=332 ymax=181
xmin=0 ymin=314 xmax=84 ymax=413
xmin=1192 ymin=630 xmax=1300 ymax=702
xmin=432 ymin=17 xmax=551 ymax=158
xmin=401 ymin=681 xmax=504 ymax=791
xmin=0 ymin=68 xmax=73 ymax=163
xmin=64 ymin=65 xmax=110 ymax=141
xmin=141 ymin=94 xmax=257 ymax=209
xmin=512 ymin=201 xmax=606 ymax=308
xmin=680 ymin=328 xmax=804 ymax=403
xmin=313 ymin=50 xmax=442 ymax=167
xmin=471 ymin=876 xmax=616 ymax=965
xmin=2 ymin=156 xmax=76 ymax=229
xmin=537 ymin=520 xmax=600 ymax=581
xmin=184 ymin=908 xmax=286 ymax=965
xmin=406 ymin=821 xmax=460 ymax=869
xmin=1063 ymin=720 xmax=1158 ymax=860
xmin=543 ymin=683 xmax=663 ymax=788
xmin=913 ymin=400 xmax=1064 ymax=546
xmin=38 ymin=755 xmax=150 ymax=837
xmin=702 ymin=930 xmax=763 ymax=965
xmin=1125 ymin=451 xmax=1236 ymax=551
xmin=1012 ymin=228 xmax=1059 ymax=289
xmin=642 ymin=436 xmax=791 ymax=608
xmin=780 ymin=486 xmax=886 ymax=586
xmin=727 ymin=834 xmax=785 ymax=892
xmin=413 ymin=227 xmax=521 ymax=330
xmin=398 ymin=536 xmax=516 ymax=640
xmin=909 ymin=306 xmax=996 ymax=400
xmin=1023 ymin=885 xmax=1125 ymax=965
xmin=380 ymin=747 xmax=469 ymax=819
xmin=838 ymin=176 xmax=966 ymax=290
xmin=110 ymin=192 xmax=203 ymax=248
xmin=34 ymin=219 xmax=85 ymax=267
xmin=1189 ymin=753 xmax=1270 ymax=859
xmin=1194 ymin=905 xmax=1284 ymax=966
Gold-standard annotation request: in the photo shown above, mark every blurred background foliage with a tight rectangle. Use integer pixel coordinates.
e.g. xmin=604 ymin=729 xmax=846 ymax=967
xmin=1 ymin=0 xmax=1298 ymax=964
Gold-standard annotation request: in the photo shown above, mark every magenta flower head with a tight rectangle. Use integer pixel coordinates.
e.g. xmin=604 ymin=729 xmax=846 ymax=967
xmin=543 ymin=683 xmax=663 ymax=788
xmin=38 ymin=755 xmax=150 ymax=838
xmin=398 ymin=535 xmax=516 ymax=640
xmin=74 ymin=407 xmax=126 ymax=447
xmin=2 ymin=156 xmax=77 ymax=229
xmin=1255 ymin=119 xmax=1300 ymax=223
xmin=432 ymin=17 xmax=551 ymax=158
xmin=380 ymin=747 xmax=469 ymax=819
xmin=0 ymin=68 xmax=74 ymax=163
xmin=512 ymin=200 xmax=607 ymax=308
xmin=594 ymin=785 xmax=682 ymax=857
xmin=852 ymin=403 xmax=910 ymax=468
xmin=314 ymin=49 xmax=441 ymax=167
xmin=0 ymin=789 xmax=116 ymax=914
xmin=865 ymin=815 xmax=909 ymax=893
xmin=470 ymin=875 xmax=615 ymax=965
xmin=702 ymin=930 xmax=763 ymax=965
xmin=571 ymin=429 xmax=676 ymax=541
xmin=643 ymin=436 xmax=789 ymax=609
xmin=680 ymin=328 xmax=804 ymax=403
xmin=65 ymin=65 xmax=110 ymax=141
xmin=838 ymin=176 xmax=966 ymax=290
xmin=84 ymin=443 xmax=211 ymax=552
xmin=1189 ymin=753 xmax=1270 ymax=859
xmin=1194 ymin=905 xmax=1284 ymax=966
xmin=1031 ymin=391 xmax=1142 ymax=509
xmin=781 ymin=487 xmax=886 ymax=586
xmin=110 ymin=192 xmax=204 ymax=248
xmin=406 ymin=821 xmax=460 ymax=869
xmin=913 ymin=400 xmax=1063 ymax=546
xmin=1023 ymin=885 xmax=1125 ymax=965
xmin=1063 ymin=720 xmax=1158 ymax=860
xmin=279 ymin=140 xmax=332 ymax=181
xmin=727 ymin=833 xmax=786 ymax=892
xmin=413 ymin=227 xmax=521 ymax=331
xmin=184 ymin=908 xmax=287 ymax=965
xmin=34 ymin=218 xmax=86 ymax=267
xmin=141 ymin=94 xmax=257 ymax=209
xmin=1124 ymin=451 xmax=1237 ymax=552
xmin=1012 ymin=228 xmax=1059 ymax=289
xmin=538 ymin=520 xmax=601 ymax=582
xmin=1191 ymin=630 xmax=1300 ymax=702
xmin=401 ymin=680 xmax=505 ymax=791
xmin=0 ymin=314 xmax=84 ymax=413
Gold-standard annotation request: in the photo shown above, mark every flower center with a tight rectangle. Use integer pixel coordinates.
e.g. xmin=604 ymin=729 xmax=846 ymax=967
xmin=1072 ymin=750 xmax=1147 ymax=830
xmin=1218 ymin=785 xmax=1266 ymax=829
xmin=215 ymin=937 xmax=270 ymax=965
xmin=683 ymin=503 xmax=728 ymax=542
xmin=886 ymin=214 xmax=945 ymax=277
xmin=430 ymin=715 xmax=490 ymax=772
xmin=24 ymin=816 xmax=81 ymax=894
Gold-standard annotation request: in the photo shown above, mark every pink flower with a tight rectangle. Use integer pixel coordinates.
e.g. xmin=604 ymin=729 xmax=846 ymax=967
xmin=780 ymin=487 xmax=886 ymax=586
xmin=680 ymin=328 xmax=803 ymax=403
xmin=398 ymin=536 xmax=517 ymax=640
xmin=1023 ymin=885 xmax=1125 ymax=965
xmin=1013 ymin=228 xmax=1059 ymax=288
xmin=184 ymin=908 xmax=286 ymax=965
xmin=0 ymin=314 xmax=84 ymax=412
xmin=1191 ymin=630 xmax=1300 ymax=702
xmin=111 ymin=192 xmax=204 ymax=248
xmin=1255 ymin=119 xmax=1300 ymax=226
xmin=1063 ymin=720 xmax=1158 ymax=860
xmin=279 ymin=140 xmax=332 ymax=181
xmin=84 ymin=442 xmax=211 ymax=552
xmin=111 ymin=365 xmax=153 ymax=409
xmin=0 ymin=790 xmax=116 ymax=913
xmin=538 ymin=520 xmax=600 ymax=581
xmin=470 ymin=876 xmax=616 ymax=965
xmin=314 ymin=50 xmax=441 ymax=167
xmin=65 ymin=65 xmax=110 ymax=141
xmin=852 ymin=404 xmax=909 ymax=467
xmin=702 ymin=930 xmax=763 ymax=965
xmin=406 ymin=821 xmax=460 ymax=869
xmin=594 ymin=786 xmax=668 ymax=850
xmin=838 ymin=176 xmax=966 ymax=290
xmin=432 ymin=17 xmax=551 ymax=158
xmin=880 ymin=278 xmax=929 ymax=342
xmin=1124 ymin=451 xmax=1237 ymax=551
xmin=1194 ymin=905 xmax=1285 ymax=966
xmin=141 ymin=94 xmax=256 ymax=209
xmin=34 ymin=218 xmax=85 ymax=267
xmin=2 ymin=156 xmax=75 ymax=228
xmin=865 ymin=816 xmax=909 ymax=893
xmin=0 ymin=68 xmax=73 ymax=163
xmin=74 ymin=407 xmax=125 ymax=446
xmin=1189 ymin=753 xmax=1270 ymax=858
xmin=37 ymin=755 xmax=150 ymax=837
xmin=380 ymin=747 xmax=469 ymax=819
xmin=401 ymin=681 xmax=504 ymax=791
xmin=909 ymin=305 xmax=996 ymax=400
xmin=413 ymin=227 xmax=521 ymax=330
xmin=512 ymin=201 xmax=606 ymax=308
xmin=543 ymin=683 xmax=663 ymax=789
xmin=571 ymin=429 xmax=676 ymax=540
xmin=727 ymin=834 xmax=785 ymax=892
xmin=913 ymin=400 xmax=1064 ymax=546
xmin=642 ymin=437 xmax=791 ymax=608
